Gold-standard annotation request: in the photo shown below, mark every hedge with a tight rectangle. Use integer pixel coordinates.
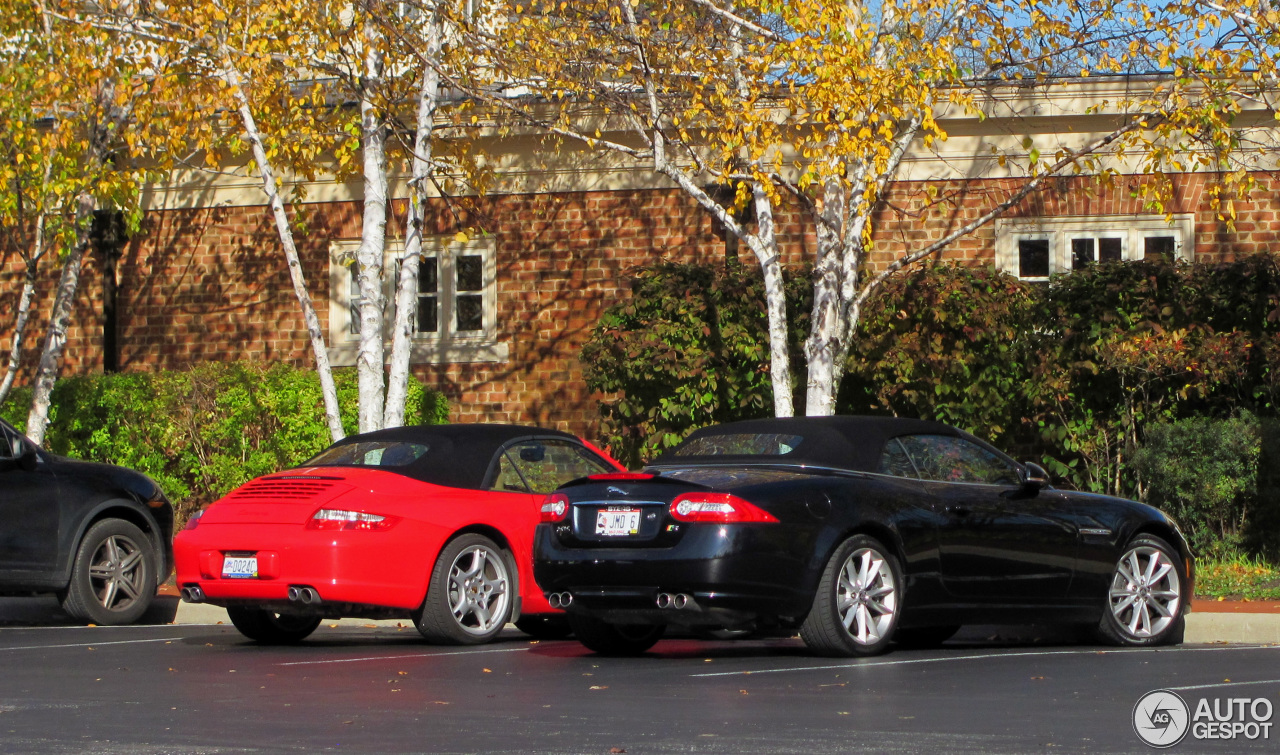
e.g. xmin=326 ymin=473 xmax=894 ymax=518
xmin=0 ymin=363 xmax=448 ymax=524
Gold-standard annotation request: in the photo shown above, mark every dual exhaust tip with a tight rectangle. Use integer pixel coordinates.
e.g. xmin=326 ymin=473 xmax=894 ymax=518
xmin=287 ymin=585 xmax=321 ymax=605
xmin=656 ymin=592 xmax=694 ymax=610
xmin=181 ymin=584 xmax=321 ymax=605
xmin=548 ymin=592 xmax=574 ymax=609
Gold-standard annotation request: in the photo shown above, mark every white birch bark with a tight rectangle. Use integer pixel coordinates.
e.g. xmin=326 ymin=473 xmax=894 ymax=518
xmin=25 ymin=192 xmax=93 ymax=445
xmin=0 ymin=210 xmax=50 ymax=408
xmin=383 ymin=2 xmax=443 ymax=429
xmin=220 ymin=57 xmax=346 ymax=442
xmin=355 ymin=7 xmax=389 ymax=434
xmin=803 ymin=174 xmax=849 ymax=416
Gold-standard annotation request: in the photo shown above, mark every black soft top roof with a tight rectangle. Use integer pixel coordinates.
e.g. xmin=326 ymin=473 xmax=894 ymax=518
xmin=648 ymin=416 xmax=968 ymax=473
xmin=304 ymin=423 xmax=583 ymax=489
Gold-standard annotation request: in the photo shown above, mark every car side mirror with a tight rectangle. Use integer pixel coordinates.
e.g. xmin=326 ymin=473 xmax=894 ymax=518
xmin=519 ymin=445 xmax=546 ymax=463
xmin=1020 ymin=462 xmax=1050 ymax=492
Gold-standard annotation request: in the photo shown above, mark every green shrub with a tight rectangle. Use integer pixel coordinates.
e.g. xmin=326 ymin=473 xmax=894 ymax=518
xmin=581 ymin=262 xmax=809 ymax=467
xmin=0 ymin=364 xmax=447 ymax=524
xmin=841 ymin=263 xmax=1037 ymax=446
xmin=1130 ymin=413 xmax=1260 ymax=557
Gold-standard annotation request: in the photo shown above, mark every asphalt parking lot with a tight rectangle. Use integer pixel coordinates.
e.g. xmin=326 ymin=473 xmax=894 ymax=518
xmin=0 ymin=607 xmax=1278 ymax=754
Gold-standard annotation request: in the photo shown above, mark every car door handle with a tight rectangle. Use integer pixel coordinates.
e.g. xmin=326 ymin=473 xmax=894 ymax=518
xmin=945 ymin=505 xmax=971 ymax=516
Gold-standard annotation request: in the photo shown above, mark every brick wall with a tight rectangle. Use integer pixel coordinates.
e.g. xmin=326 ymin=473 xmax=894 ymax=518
xmin=2 ymin=173 xmax=1277 ymax=439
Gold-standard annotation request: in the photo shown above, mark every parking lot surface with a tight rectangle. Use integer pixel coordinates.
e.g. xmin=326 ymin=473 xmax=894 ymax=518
xmin=0 ymin=617 xmax=1278 ymax=754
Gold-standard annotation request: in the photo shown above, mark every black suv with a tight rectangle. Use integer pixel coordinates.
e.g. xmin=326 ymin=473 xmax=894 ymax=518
xmin=0 ymin=418 xmax=173 ymax=624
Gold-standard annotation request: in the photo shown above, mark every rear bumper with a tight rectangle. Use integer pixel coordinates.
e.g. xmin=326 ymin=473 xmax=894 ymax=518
xmin=174 ymin=523 xmax=431 ymax=610
xmin=532 ymin=523 xmax=816 ymax=622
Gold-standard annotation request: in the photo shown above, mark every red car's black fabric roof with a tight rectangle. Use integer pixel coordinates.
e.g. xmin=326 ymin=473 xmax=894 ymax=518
xmin=303 ymin=423 xmax=585 ymax=490
xmin=649 ymin=416 xmax=966 ymax=474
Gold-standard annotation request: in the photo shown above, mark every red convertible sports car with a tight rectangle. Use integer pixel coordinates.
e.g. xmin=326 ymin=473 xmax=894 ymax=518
xmin=174 ymin=424 xmax=623 ymax=644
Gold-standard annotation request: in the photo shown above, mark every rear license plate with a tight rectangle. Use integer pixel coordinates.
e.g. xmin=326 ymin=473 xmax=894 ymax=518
xmin=595 ymin=509 xmax=641 ymax=537
xmin=222 ymin=555 xmax=258 ymax=579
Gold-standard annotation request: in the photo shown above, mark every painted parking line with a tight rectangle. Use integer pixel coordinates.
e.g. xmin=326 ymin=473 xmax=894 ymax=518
xmin=277 ymin=645 xmax=533 ymax=666
xmin=0 ymin=637 xmax=186 ymax=652
xmin=690 ymin=644 xmax=1280 ymax=678
xmin=1168 ymin=678 xmax=1280 ymax=692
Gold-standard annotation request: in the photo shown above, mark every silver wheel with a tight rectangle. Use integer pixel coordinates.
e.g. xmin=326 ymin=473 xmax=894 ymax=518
xmin=1109 ymin=544 xmax=1182 ymax=640
xmin=447 ymin=543 xmax=510 ymax=636
xmin=837 ymin=547 xmax=898 ymax=645
xmin=88 ymin=534 xmax=148 ymax=612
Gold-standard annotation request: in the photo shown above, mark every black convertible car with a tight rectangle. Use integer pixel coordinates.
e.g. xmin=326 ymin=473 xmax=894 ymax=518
xmin=533 ymin=416 xmax=1193 ymax=656
xmin=0 ymin=418 xmax=173 ymax=625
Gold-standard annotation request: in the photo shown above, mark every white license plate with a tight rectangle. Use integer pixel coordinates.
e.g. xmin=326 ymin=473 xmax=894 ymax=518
xmin=595 ymin=509 xmax=641 ymax=537
xmin=221 ymin=555 xmax=258 ymax=579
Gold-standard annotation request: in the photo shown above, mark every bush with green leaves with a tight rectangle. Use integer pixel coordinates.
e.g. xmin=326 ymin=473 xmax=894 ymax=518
xmin=1130 ymin=413 xmax=1260 ymax=557
xmin=581 ymin=262 xmax=809 ymax=468
xmin=0 ymin=364 xmax=447 ymax=524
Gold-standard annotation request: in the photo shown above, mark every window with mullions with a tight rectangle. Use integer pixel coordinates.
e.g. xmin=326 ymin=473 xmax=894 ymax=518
xmin=329 ymin=236 xmax=508 ymax=365
xmin=996 ymin=215 xmax=1193 ymax=281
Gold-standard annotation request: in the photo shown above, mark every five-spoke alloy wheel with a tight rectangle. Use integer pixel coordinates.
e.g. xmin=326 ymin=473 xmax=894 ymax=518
xmin=61 ymin=518 xmax=157 ymax=626
xmin=801 ymin=534 xmax=902 ymax=656
xmin=1099 ymin=534 xmax=1186 ymax=646
xmin=416 ymin=534 xmax=514 ymax=644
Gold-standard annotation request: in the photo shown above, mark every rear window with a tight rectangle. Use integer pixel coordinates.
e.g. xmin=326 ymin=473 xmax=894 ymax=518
xmin=671 ymin=433 xmax=803 ymax=457
xmin=304 ymin=441 xmax=430 ymax=468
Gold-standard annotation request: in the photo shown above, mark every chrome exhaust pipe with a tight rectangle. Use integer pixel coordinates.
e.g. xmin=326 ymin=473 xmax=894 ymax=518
xmin=560 ymin=592 xmax=573 ymax=607
xmin=302 ymin=587 xmax=319 ymax=605
xmin=656 ymin=592 xmax=673 ymax=609
xmin=287 ymin=586 xmax=301 ymax=602
xmin=548 ymin=593 xmax=561 ymax=609
xmin=180 ymin=585 xmax=205 ymax=603
xmin=673 ymin=593 xmax=690 ymax=610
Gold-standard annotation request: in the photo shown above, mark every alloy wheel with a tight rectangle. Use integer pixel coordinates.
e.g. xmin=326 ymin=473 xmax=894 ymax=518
xmin=87 ymin=534 xmax=148 ymax=612
xmin=836 ymin=547 xmax=898 ymax=645
xmin=1109 ymin=544 xmax=1182 ymax=639
xmin=447 ymin=544 xmax=510 ymax=635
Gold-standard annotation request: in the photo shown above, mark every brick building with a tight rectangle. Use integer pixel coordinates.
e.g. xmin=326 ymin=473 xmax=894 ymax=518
xmin=3 ymin=77 xmax=1277 ymax=436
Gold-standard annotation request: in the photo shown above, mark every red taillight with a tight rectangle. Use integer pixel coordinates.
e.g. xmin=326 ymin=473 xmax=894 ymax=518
xmin=306 ymin=508 xmax=400 ymax=531
xmin=587 ymin=472 xmax=655 ymax=481
xmin=540 ymin=493 xmax=570 ymax=523
xmin=669 ymin=492 xmax=779 ymax=524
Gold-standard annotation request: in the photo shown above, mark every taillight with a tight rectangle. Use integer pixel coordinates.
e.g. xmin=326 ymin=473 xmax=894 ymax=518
xmin=183 ymin=509 xmax=204 ymax=531
xmin=587 ymin=472 xmax=655 ymax=481
xmin=669 ymin=492 xmax=779 ymax=524
xmin=306 ymin=508 xmax=400 ymax=531
xmin=540 ymin=493 xmax=570 ymax=523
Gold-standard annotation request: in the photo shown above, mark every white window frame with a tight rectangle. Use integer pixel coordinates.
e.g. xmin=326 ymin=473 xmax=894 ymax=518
xmin=995 ymin=214 xmax=1194 ymax=282
xmin=328 ymin=237 xmax=508 ymax=366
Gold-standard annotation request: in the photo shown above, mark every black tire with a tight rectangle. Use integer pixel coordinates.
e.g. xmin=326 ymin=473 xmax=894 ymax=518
xmin=1097 ymin=534 xmax=1187 ymax=647
xmin=227 ymin=607 xmax=322 ymax=644
xmin=60 ymin=518 xmax=157 ymax=626
xmin=894 ymin=625 xmax=960 ymax=648
xmin=800 ymin=534 xmax=903 ymax=657
xmin=515 ymin=614 xmax=573 ymax=640
xmin=415 ymin=534 xmax=514 ymax=645
xmin=569 ymin=613 xmax=665 ymax=656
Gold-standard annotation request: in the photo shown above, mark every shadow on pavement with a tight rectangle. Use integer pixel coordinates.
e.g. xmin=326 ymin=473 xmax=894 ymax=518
xmin=0 ymin=594 xmax=179 ymax=627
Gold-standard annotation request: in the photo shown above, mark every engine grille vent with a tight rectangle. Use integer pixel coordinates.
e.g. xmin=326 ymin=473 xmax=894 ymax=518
xmin=227 ymin=478 xmax=341 ymax=501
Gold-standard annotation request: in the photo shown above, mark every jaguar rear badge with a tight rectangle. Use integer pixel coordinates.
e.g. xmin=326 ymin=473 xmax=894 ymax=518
xmin=607 ymin=486 xmax=626 ymax=496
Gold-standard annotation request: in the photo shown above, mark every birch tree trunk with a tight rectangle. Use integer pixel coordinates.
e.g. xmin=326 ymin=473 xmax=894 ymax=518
xmin=25 ymin=192 xmax=93 ymax=445
xmin=384 ymin=1 xmax=443 ymax=429
xmin=0 ymin=211 xmax=49 ymax=407
xmin=750 ymin=185 xmax=793 ymax=417
xmin=355 ymin=7 xmax=389 ymax=434
xmin=220 ymin=57 xmax=346 ymax=442
xmin=804 ymin=176 xmax=849 ymax=416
